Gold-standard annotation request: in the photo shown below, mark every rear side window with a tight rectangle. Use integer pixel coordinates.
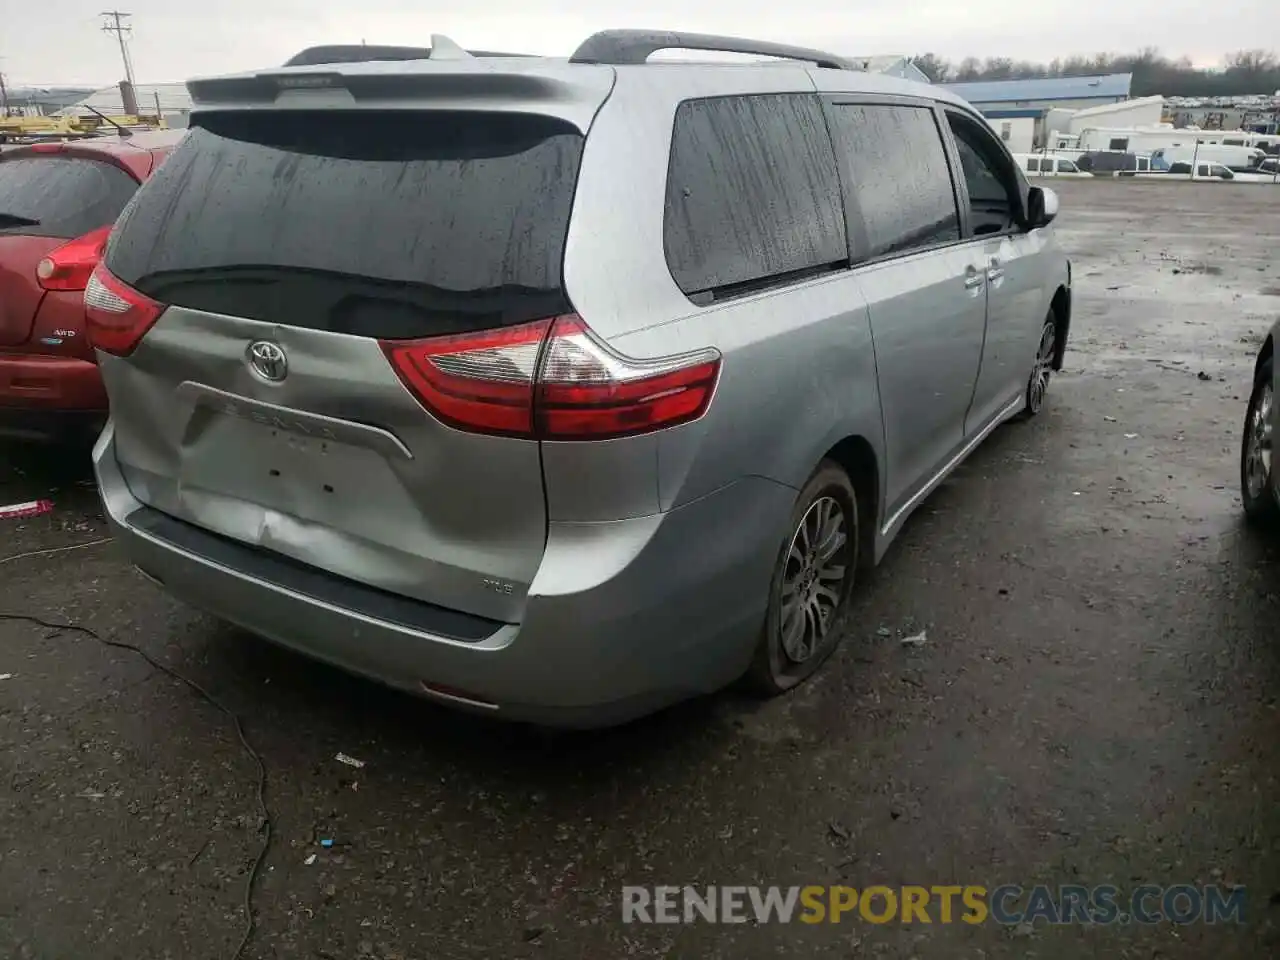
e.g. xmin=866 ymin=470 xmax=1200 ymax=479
xmin=826 ymin=104 xmax=960 ymax=259
xmin=1026 ymin=158 xmax=1040 ymax=172
xmin=664 ymin=94 xmax=847 ymax=301
xmin=0 ymin=156 xmax=138 ymax=238
xmin=106 ymin=111 xmax=585 ymax=338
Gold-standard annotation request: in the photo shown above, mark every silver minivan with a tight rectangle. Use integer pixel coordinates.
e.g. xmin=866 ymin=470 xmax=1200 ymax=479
xmin=90 ymin=31 xmax=1072 ymax=726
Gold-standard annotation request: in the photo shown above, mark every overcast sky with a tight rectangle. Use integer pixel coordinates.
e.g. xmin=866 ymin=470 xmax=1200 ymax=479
xmin=1 ymin=0 xmax=1272 ymax=87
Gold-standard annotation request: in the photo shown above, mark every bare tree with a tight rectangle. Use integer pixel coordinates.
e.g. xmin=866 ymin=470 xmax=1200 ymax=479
xmin=954 ymin=57 xmax=983 ymax=81
xmin=933 ymin=48 xmax=1279 ymax=96
xmin=910 ymin=53 xmax=951 ymax=83
xmin=1225 ymin=49 xmax=1278 ymax=72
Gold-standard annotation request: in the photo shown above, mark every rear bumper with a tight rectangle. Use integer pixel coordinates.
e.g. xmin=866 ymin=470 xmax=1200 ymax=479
xmin=0 ymin=353 xmax=106 ymax=441
xmin=94 ymin=422 xmax=792 ymax=727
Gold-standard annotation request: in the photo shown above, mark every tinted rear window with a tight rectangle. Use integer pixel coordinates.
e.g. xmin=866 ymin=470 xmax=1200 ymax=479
xmin=0 ymin=156 xmax=138 ymax=238
xmin=826 ymin=104 xmax=960 ymax=259
xmin=663 ymin=94 xmax=847 ymax=302
xmin=106 ymin=111 xmax=585 ymax=338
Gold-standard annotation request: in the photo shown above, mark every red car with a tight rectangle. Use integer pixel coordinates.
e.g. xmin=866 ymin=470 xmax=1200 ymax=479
xmin=0 ymin=130 xmax=184 ymax=443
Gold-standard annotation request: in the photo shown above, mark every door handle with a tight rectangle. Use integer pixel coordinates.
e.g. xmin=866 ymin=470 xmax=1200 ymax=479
xmin=987 ymin=258 xmax=1005 ymax=282
xmin=964 ymin=271 xmax=985 ymax=289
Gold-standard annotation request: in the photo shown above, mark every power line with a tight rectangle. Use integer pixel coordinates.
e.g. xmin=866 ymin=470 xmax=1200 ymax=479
xmin=100 ymin=10 xmax=136 ymax=86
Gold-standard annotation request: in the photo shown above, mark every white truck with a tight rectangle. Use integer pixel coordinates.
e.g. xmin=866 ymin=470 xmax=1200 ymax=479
xmin=1077 ymin=125 xmax=1274 ymax=157
xmin=1138 ymin=160 xmax=1236 ymax=181
xmin=1012 ymin=153 xmax=1091 ymax=177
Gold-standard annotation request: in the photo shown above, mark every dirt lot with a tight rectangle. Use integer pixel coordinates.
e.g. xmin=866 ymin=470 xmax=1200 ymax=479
xmin=2 ymin=179 xmax=1280 ymax=960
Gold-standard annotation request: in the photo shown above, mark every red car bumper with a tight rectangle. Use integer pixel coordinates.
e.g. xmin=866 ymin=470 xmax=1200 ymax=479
xmin=0 ymin=352 xmax=108 ymax=443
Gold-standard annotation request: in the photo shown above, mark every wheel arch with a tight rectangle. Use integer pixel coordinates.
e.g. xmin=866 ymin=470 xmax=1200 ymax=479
xmin=1255 ymin=335 xmax=1274 ymax=384
xmin=1049 ymin=285 xmax=1071 ymax=371
xmin=820 ymin=434 xmax=879 ymax=573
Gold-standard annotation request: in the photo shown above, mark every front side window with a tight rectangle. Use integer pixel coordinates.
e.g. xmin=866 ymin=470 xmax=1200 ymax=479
xmin=664 ymin=94 xmax=847 ymax=301
xmin=946 ymin=112 xmax=1021 ymax=236
xmin=1058 ymin=160 xmax=1079 ymax=173
xmin=826 ymin=103 xmax=960 ymax=259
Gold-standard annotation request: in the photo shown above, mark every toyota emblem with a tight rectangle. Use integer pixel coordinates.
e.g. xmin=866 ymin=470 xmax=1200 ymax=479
xmin=247 ymin=340 xmax=288 ymax=382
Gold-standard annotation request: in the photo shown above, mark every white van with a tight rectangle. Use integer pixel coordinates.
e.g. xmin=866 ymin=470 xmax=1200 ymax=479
xmin=1151 ymin=145 xmax=1265 ymax=172
xmin=1139 ymin=160 xmax=1236 ymax=180
xmin=1014 ymin=154 xmax=1091 ymax=178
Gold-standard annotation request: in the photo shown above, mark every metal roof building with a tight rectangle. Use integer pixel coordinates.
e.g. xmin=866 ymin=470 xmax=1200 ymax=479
xmin=940 ymin=73 xmax=1133 ymax=111
xmin=848 ymin=55 xmax=931 ymax=84
xmin=58 ymin=82 xmax=193 ymax=119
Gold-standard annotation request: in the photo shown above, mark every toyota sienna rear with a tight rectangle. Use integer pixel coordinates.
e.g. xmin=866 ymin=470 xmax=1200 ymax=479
xmin=94 ymin=33 xmax=1070 ymax=725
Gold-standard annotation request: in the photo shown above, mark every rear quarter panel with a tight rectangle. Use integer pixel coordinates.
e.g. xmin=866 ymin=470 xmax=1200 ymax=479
xmin=558 ymin=66 xmax=886 ymax=524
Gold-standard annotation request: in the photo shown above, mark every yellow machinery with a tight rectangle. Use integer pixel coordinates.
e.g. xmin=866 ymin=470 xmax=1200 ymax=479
xmin=0 ymin=112 xmax=169 ymax=142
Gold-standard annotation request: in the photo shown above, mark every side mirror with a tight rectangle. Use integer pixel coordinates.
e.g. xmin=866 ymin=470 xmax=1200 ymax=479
xmin=1025 ymin=185 xmax=1059 ymax=229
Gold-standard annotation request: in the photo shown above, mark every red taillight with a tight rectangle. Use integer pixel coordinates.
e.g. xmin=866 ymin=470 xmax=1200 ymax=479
xmin=535 ymin=317 xmax=720 ymax=440
xmin=83 ymin=263 xmax=164 ymax=357
xmin=381 ymin=314 xmax=721 ymax=441
xmin=36 ymin=225 xmax=113 ymax=292
xmin=381 ymin=319 xmax=551 ymax=437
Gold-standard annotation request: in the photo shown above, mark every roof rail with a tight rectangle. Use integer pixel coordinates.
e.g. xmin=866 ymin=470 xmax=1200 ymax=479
xmin=283 ymin=38 xmax=531 ymax=68
xmin=569 ymin=29 xmax=857 ymax=71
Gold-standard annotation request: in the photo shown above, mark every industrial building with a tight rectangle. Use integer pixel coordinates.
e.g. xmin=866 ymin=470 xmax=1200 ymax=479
xmin=939 ymin=73 xmax=1133 ymax=111
xmin=939 ymin=73 xmax=1144 ymax=153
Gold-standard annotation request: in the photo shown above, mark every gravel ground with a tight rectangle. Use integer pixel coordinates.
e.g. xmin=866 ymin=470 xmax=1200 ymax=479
xmin=2 ymin=178 xmax=1279 ymax=960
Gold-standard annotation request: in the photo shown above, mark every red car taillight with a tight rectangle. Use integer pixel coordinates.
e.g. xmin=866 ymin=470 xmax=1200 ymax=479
xmin=35 ymin=225 xmax=113 ymax=292
xmin=381 ymin=314 xmax=721 ymax=441
xmin=84 ymin=263 xmax=164 ymax=357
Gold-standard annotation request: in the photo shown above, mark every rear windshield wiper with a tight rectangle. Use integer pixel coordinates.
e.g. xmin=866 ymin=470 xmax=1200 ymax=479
xmin=0 ymin=213 xmax=40 ymax=228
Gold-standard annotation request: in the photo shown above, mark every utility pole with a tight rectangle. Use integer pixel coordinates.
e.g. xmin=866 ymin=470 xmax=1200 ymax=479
xmin=0 ymin=71 xmax=9 ymax=118
xmin=100 ymin=10 xmax=136 ymax=87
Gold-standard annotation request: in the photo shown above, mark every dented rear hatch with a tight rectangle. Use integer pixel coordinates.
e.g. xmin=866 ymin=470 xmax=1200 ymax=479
xmin=98 ymin=61 xmax=614 ymax=623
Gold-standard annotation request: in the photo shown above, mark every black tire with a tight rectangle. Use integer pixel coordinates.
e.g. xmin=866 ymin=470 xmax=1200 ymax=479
xmin=1022 ymin=311 xmax=1057 ymax=418
xmin=747 ymin=461 xmax=858 ymax=696
xmin=1241 ymin=356 xmax=1280 ymax=528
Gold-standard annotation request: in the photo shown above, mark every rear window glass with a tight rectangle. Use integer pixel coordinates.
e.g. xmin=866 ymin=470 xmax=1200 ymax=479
xmin=827 ymin=104 xmax=960 ymax=258
xmin=663 ymin=94 xmax=847 ymax=301
xmin=105 ymin=111 xmax=585 ymax=339
xmin=0 ymin=156 xmax=138 ymax=238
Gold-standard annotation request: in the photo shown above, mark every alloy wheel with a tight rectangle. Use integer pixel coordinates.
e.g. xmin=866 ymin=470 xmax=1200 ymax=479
xmin=1028 ymin=320 xmax=1056 ymax=414
xmin=1245 ymin=380 xmax=1273 ymax=501
xmin=778 ymin=495 xmax=850 ymax=664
